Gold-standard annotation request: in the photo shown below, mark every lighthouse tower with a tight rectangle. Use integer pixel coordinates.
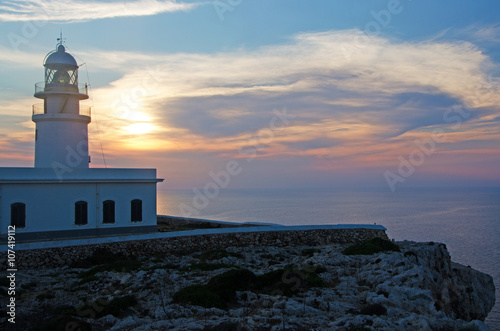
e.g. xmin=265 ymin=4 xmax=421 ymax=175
xmin=0 ymin=37 xmax=163 ymax=242
xmin=32 ymin=39 xmax=91 ymax=169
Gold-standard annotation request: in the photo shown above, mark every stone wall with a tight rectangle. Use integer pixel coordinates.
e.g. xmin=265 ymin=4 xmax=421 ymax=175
xmin=6 ymin=227 xmax=388 ymax=269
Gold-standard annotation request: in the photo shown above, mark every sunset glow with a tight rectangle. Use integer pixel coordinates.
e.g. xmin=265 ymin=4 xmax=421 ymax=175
xmin=1 ymin=1 xmax=499 ymax=190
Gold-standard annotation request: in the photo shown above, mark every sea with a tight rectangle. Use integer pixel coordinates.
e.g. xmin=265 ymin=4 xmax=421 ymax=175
xmin=158 ymin=187 xmax=500 ymax=330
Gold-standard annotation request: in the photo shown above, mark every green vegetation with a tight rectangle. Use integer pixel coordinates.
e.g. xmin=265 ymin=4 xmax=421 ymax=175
xmin=315 ymin=266 xmax=328 ymax=273
xmin=0 ymin=277 xmax=10 ymax=287
xmin=360 ymin=303 xmax=387 ymax=316
xmin=260 ymin=253 xmax=287 ymax=260
xmin=256 ymin=267 xmax=325 ymax=296
xmin=32 ymin=315 xmax=91 ymax=331
xmin=207 ymin=269 xmax=257 ymax=303
xmin=36 ymin=292 xmax=55 ymax=300
xmin=150 ymin=257 xmax=164 ymax=263
xmin=404 ymin=251 xmax=417 ymax=258
xmin=301 ymin=248 xmax=321 ymax=257
xmin=173 ymin=266 xmax=326 ymax=309
xmin=204 ymin=321 xmax=247 ymax=331
xmin=343 ymin=238 xmax=400 ymax=256
xmin=51 ymin=305 xmax=77 ymax=316
xmin=21 ymin=281 xmax=37 ymax=290
xmin=173 ymin=284 xmax=226 ymax=309
xmin=145 ymin=263 xmax=180 ymax=271
xmin=457 ymin=326 xmax=480 ymax=331
xmin=74 ymin=295 xmax=138 ymax=319
xmin=71 ymin=248 xmax=137 ymax=268
xmin=76 ymin=252 xmax=141 ymax=285
xmin=98 ymin=295 xmax=137 ymax=318
xmin=174 ymin=269 xmax=256 ymax=309
xmin=77 ymin=274 xmax=99 ymax=285
xmin=198 ymin=249 xmax=243 ymax=261
xmin=181 ymin=262 xmax=238 ymax=271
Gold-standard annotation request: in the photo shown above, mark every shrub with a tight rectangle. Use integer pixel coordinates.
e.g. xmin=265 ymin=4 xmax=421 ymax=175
xmin=74 ymin=295 xmax=137 ymax=319
xmin=145 ymin=263 xmax=179 ymax=271
xmin=301 ymin=248 xmax=321 ymax=257
xmin=71 ymin=248 xmax=136 ymax=268
xmin=173 ymin=284 xmax=225 ymax=309
xmin=51 ymin=305 xmax=77 ymax=316
xmin=36 ymin=292 xmax=55 ymax=300
xmin=98 ymin=295 xmax=137 ymax=317
xmin=78 ymin=275 xmax=99 ymax=285
xmin=78 ymin=259 xmax=141 ymax=281
xmin=256 ymin=267 xmax=325 ymax=296
xmin=0 ymin=278 xmax=10 ymax=287
xmin=343 ymin=238 xmax=400 ymax=255
xmin=32 ymin=315 xmax=91 ymax=331
xmin=315 ymin=266 xmax=328 ymax=274
xmin=198 ymin=249 xmax=243 ymax=261
xmin=207 ymin=269 xmax=257 ymax=302
xmin=203 ymin=321 xmax=249 ymax=331
xmin=182 ymin=262 xmax=237 ymax=271
xmin=173 ymin=266 xmax=326 ymax=309
xmin=360 ymin=303 xmax=387 ymax=316
xmin=22 ymin=281 xmax=37 ymax=290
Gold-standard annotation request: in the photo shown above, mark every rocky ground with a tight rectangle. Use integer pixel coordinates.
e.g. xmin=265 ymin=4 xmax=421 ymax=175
xmin=1 ymin=239 xmax=496 ymax=330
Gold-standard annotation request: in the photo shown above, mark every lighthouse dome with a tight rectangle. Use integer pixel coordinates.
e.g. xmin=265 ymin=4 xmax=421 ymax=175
xmin=44 ymin=44 xmax=78 ymax=69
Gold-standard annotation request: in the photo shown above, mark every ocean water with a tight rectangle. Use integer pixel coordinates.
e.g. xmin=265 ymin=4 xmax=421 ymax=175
xmin=158 ymin=187 xmax=500 ymax=330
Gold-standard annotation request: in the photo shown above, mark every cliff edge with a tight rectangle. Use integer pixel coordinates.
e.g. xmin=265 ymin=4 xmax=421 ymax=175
xmin=1 ymin=239 xmax=495 ymax=330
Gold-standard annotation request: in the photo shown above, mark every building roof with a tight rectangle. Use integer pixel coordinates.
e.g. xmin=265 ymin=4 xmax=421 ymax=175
xmin=44 ymin=44 xmax=78 ymax=68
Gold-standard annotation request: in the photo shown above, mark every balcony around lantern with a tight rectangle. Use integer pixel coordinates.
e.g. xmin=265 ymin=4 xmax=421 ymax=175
xmin=34 ymin=82 xmax=89 ymax=100
xmin=32 ymin=103 xmax=92 ymax=117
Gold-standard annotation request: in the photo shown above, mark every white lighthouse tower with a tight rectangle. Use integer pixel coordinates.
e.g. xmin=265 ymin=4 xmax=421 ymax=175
xmin=32 ymin=39 xmax=91 ymax=169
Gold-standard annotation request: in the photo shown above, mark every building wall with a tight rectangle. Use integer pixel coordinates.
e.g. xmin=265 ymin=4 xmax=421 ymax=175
xmin=0 ymin=181 xmax=157 ymax=241
xmin=33 ymin=115 xmax=90 ymax=169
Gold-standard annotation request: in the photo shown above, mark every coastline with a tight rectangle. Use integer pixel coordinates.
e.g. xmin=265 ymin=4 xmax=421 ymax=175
xmin=1 ymin=231 xmax=495 ymax=330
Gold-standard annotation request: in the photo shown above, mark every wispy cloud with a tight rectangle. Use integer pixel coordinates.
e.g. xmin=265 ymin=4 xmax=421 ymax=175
xmin=0 ymin=0 xmax=202 ymax=22
xmin=453 ymin=23 xmax=500 ymax=45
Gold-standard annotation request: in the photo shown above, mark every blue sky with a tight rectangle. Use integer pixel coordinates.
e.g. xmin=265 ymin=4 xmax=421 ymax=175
xmin=0 ymin=0 xmax=499 ymax=190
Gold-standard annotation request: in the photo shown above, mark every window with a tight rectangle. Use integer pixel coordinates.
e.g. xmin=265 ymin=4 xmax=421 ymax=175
xmin=103 ymin=200 xmax=115 ymax=224
xmin=11 ymin=203 xmax=26 ymax=228
xmin=75 ymin=201 xmax=88 ymax=225
xmin=131 ymin=199 xmax=142 ymax=223
xmin=53 ymin=70 xmax=71 ymax=84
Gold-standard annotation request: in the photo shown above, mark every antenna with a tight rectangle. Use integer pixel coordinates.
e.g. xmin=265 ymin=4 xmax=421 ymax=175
xmin=57 ymin=30 xmax=66 ymax=46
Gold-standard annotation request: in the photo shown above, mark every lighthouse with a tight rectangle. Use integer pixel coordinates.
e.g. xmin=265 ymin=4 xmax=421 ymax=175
xmin=32 ymin=40 xmax=91 ymax=169
xmin=0 ymin=38 xmax=163 ymax=242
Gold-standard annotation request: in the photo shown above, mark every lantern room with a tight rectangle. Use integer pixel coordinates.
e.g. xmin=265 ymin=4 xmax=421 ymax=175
xmin=44 ymin=44 xmax=79 ymax=87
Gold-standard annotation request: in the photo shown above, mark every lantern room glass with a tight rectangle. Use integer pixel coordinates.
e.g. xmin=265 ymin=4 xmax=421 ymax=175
xmin=45 ymin=67 xmax=78 ymax=86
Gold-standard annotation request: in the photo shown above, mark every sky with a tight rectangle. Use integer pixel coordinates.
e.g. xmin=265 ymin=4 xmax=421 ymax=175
xmin=0 ymin=0 xmax=499 ymax=191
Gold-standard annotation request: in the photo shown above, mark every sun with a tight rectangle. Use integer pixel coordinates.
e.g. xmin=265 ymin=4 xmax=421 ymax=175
xmin=125 ymin=123 xmax=155 ymax=135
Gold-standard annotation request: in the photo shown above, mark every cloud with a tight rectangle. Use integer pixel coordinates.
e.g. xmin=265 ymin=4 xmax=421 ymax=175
xmin=453 ymin=24 xmax=500 ymax=45
xmin=0 ymin=0 xmax=202 ymax=23
xmin=80 ymin=30 xmax=499 ymax=165
xmin=2 ymin=28 xmax=500 ymax=187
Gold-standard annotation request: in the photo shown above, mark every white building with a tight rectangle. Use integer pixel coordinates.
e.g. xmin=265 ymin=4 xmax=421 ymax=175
xmin=0 ymin=40 xmax=163 ymax=242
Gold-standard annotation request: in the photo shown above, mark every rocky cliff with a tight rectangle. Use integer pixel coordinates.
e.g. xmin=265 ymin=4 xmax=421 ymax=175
xmin=1 ymin=240 xmax=496 ymax=330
